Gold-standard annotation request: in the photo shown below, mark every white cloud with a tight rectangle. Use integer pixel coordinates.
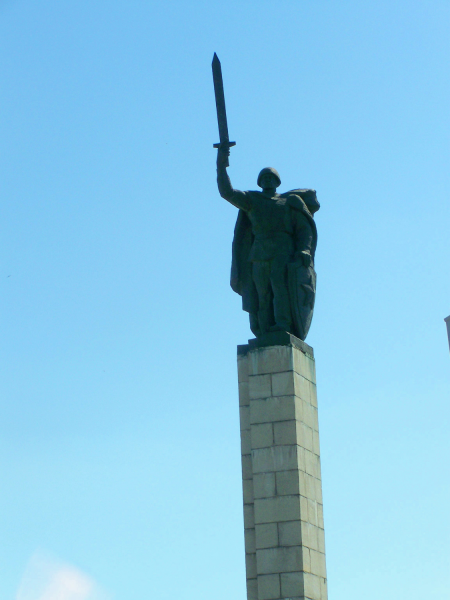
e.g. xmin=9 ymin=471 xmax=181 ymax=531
xmin=16 ymin=551 xmax=111 ymax=600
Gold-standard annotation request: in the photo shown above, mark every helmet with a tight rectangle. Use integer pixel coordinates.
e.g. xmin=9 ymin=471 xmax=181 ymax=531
xmin=257 ymin=167 xmax=281 ymax=188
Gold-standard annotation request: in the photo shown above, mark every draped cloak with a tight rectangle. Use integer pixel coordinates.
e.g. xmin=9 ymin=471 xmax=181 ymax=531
xmin=230 ymin=189 xmax=319 ymax=340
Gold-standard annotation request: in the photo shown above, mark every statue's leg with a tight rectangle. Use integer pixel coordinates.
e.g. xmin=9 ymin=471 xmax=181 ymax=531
xmin=252 ymin=261 xmax=272 ymax=334
xmin=270 ymin=256 xmax=292 ymax=333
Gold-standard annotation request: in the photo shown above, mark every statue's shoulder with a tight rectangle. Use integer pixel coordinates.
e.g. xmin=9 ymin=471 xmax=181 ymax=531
xmin=282 ymin=189 xmax=320 ymax=216
xmin=245 ymin=190 xmax=264 ymax=198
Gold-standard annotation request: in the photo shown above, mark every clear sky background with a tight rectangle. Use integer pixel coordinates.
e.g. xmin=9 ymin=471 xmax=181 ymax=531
xmin=1 ymin=1 xmax=449 ymax=598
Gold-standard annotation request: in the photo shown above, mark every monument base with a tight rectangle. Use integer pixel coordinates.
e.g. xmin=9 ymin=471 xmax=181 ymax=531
xmin=237 ymin=334 xmax=327 ymax=600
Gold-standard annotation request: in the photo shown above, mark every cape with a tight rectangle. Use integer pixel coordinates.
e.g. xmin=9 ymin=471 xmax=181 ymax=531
xmin=230 ymin=189 xmax=319 ymax=339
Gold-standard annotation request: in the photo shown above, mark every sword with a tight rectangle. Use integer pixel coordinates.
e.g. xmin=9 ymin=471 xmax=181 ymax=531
xmin=212 ymin=53 xmax=236 ymax=166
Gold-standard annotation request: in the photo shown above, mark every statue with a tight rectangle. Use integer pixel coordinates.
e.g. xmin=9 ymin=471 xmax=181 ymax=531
xmin=212 ymin=54 xmax=319 ymax=341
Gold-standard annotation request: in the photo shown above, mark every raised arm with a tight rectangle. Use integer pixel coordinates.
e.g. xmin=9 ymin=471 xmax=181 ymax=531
xmin=216 ymin=144 xmax=251 ymax=211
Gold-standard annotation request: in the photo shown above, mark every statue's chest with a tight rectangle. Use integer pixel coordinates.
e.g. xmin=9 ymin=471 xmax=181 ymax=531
xmin=251 ymin=197 xmax=290 ymax=230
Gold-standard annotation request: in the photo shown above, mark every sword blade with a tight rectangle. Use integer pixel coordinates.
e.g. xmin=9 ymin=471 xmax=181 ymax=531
xmin=212 ymin=53 xmax=235 ymax=149
xmin=212 ymin=53 xmax=229 ymax=142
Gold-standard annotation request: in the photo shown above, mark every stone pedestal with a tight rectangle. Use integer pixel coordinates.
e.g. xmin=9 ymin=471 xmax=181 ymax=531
xmin=237 ymin=333 xmax=327 ymax=600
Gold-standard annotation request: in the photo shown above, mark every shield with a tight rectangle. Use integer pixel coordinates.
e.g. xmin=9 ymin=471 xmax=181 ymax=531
xmin=288 ymin=261 xmax=317 ymax=341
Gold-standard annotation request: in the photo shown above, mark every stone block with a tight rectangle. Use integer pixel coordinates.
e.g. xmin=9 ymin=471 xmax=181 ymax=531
xmin=300 ymin=496 xmax=312 ymax=523
xmin=310 ymin=550 xmax=326 ymax=578
xmin=249 ymin=346 xmax=293 ymax=375
xmin=305 ymin=450 xmax=321 ymax=479
xmin=255 ymin=523 xmax=278 ymax=549
xmin=313 ymin=430 xmax=320 ymax=456
xmin=239 ymin=381 xmax=250 ymax=406
xmin=297 ymin=446 xmax=306 ymax=473
xmin=312 ymin=406 xmax=319 ymax=432
xmin=250 ymin=396 xmax=300 ymax=424
xmin=320 ymin=575 xmax=328 ymax=600
xmin=242 ymin=479 xmax=254 ymax=504
xmin=257 ymin=574 xmax=281 ymax=600
xmin=246 ymin=578 xmax=258 ymax=600
xmin=276 ymin=470 xmax=300 ymax=496
xmin=257 ymin=546 xmax=303 ymax=574
xmin=241 ymin=429 xmax=251 ymax=456
xmin=246 ymin=552 xmax=257 ymax=579
xmin=242 ymin=454 xmax=253 ymax=480
xmin=317 ymin=528 xmax=325 ymax=554
xmin=300 ymin=522 xmax=319 ymax=552
xmin=296 ymin=373 xmax=312 ymax=402
xmin=244 ymin=504 xmax=255 ymax=529
xmin=275 ymin=421 xmax=313 ymax=452
xmin=300 ymin=400 xmax=314 ymax=430
xmin=293 ymin=350 xmax=316 ymax=383
xmin=271 ymin=371 xmax=295 ymax=396
xmin=314 ymin=478 xmax=323 ymax=504
xmin=309 ymin=381 xmax=318 ymax=408
xmin=317 ymin=503 xmax=324 ymax=529
xmin=303 ymin=473 xmax=316 ymax=500
xmin=306 ymin=498 xmax=318 ymax=526
xmin=252 ymin=446 xmax=299 ymax=474
xmin=271 ymin=370 xmax=312 ymax=401
xmin=302 ymin=546 xmax=311 ymax=573
xmin=280 ymin=572 xmax=304 ymax=597
xmin=253 ymin=472 xmax=276 ymax=499
xmin=273 ymin=420 xmax=297 ymax=446
xmin=278 ymin=520 xmax=302 ymax=547
xmin=249 ymin=374 xmax=272 ymax=399
xmin=300 ymin=495 xmax=307 ymax=519
xmin=301 ymin=423 xmax=314 ymax=453
xmin=303 ymin=572 xmax=321 ymax=600
xmin=255 ymin=495 xmax=301 ymax=524
xmin=251 ymin=423 xmax=274 ymax=449
xmin=297 ymin=401 xmax=318 ymax=433
xmin=245 ymin=528 xmax=256 ymax=554
xmin=238 ymin=355 xmax=249 ymax=383
xmin=297 ymin=470 xmax=308 ymax=497
xmin=240 ymin=406 xmax=250 ymax=431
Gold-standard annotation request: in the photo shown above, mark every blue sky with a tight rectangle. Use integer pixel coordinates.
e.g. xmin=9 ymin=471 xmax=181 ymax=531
xmin=1 ymin=0 xmax=449 ymax=598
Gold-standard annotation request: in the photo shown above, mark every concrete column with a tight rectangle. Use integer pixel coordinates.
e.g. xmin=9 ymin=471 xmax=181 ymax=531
xmin=237 ymin=333 xmax=327 ymax=600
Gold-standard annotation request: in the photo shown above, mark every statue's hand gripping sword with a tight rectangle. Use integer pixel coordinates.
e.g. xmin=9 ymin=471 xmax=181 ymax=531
xmin=212 ymin=53 xmax=236 ymax=167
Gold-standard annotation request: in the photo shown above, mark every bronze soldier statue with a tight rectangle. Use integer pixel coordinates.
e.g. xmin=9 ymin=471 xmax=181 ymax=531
xmin=216 ymin=145 xmax=319 ymax=341
xmin=212 ymin=53 xmax=319 ymax=341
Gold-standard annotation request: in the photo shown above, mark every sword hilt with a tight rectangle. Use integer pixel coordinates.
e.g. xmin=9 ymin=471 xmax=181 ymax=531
xmin=213 ymin=141 xmax=236 ymax=148
xmin=213 ymin=141 xmax=236 ymax=167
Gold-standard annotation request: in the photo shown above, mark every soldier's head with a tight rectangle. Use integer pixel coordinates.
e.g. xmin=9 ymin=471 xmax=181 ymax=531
xmin=257 ymin=168 xmax=281 ymax=191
